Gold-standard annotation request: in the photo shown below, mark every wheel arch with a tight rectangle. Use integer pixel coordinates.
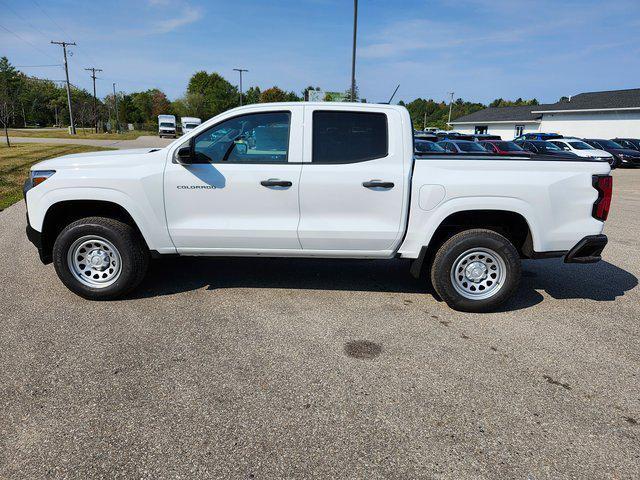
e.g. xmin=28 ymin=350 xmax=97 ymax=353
xmin=409 ymin=207 xmax=536 ymax=278
xmin=39 ymin=200 xmax=151 ymax=263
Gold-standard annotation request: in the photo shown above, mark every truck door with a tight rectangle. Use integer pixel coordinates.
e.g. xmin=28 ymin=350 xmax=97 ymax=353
xmin=163 ymin=106 xmax=303 ymax=253
xmin=297 ymin=107 xmax=408 ymax=255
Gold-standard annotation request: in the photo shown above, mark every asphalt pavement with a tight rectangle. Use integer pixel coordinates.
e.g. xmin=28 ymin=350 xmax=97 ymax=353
xmin=0 ymin=169 xmax=638 ymax=479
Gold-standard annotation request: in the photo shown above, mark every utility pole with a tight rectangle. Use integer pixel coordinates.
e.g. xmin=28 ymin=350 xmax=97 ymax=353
xmin=350 ymin=0 xmax=358 ymax=102
xmin=447 ymin=91 xmax=455 ymax=126
xmin=85 ymin=67 xmax=102 ymax=133
xmin=423 ymin=111 xmax=427 ymax=131
xmin=113 ymin=83 xmax=119 ymax=133
xmin=233 ymin=68 xmax=248 ymax=106
xmin=51 ymin=41 xmax=76 ymax=134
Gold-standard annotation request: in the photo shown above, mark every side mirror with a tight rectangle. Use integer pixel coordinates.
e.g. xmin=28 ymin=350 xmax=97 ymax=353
xmin=175 ymin=145 xmax=193 ymax=165
xmin=234 ymin=140 xmax=248 ymax=155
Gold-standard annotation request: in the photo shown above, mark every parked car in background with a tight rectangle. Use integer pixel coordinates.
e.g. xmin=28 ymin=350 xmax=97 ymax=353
xmin=583 ymin=139 xmax=640 ymax=168
xmin=515 ymin=140 xmax=579 ymax=158
xmin=158 ymin=114 xmax=177 ymax=138
xmin=471 ymin=134 xmax=502 ymax=141
xmin=181 ymin=117 xmax=202 ymax=135
xmin=414 ymin=132 xmax=438 ymax=142
xmin=414 ymin=139 xmax=446 ymax=154
xmin=612 ymin=138 xmax=640 ymax=152
xmin=514 ymin=132 xmax=563 ymax=141
xmin=548 ymin=139 xmax=614 ymax=165
xmin=436 ymin=132 xmax=475 ymax=141
xmin=479 ymin=140 xmax=527 ymax=155
xmin=438 ymin=140 xmax=488 ymax=154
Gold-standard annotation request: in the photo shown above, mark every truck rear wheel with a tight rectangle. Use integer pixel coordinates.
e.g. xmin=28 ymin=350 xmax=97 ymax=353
xmin=52 ymin=217 xmax=148 ymax=300
xmin=430 ymin=229 xmax=521 ymax=312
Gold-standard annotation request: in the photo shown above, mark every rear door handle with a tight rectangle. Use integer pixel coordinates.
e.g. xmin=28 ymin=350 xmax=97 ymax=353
xmin=362 ymin=180 xmax=395 ymax=189
xmin=261 ymin=179 xmax=292 ymax=188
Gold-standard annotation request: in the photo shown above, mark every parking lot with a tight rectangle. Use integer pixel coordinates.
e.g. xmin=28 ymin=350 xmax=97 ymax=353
xmin=0 ymin=169 xmax=638 ymax=479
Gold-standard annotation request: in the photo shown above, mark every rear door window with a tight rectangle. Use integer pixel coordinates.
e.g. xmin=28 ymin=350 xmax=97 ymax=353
xmin=312 ymin=111 xmax=388 ymax=163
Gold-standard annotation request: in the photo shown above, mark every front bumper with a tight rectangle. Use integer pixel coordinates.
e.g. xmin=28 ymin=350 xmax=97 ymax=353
xmin=564 ymin=234 xmax=607 ymax=263
xmin=26 ymin=214 xmax=50 ymax=264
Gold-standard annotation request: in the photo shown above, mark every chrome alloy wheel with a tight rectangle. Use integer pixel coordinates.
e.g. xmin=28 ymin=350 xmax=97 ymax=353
xmin=67 ymin=236 xmax=122 ymax=288
xmin=450 ymin=247 xmax=506 ymax=300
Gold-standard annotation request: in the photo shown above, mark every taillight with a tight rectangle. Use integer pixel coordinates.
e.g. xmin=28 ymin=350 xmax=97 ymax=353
xmin=592 ymin=175 xmax=612 ymax=221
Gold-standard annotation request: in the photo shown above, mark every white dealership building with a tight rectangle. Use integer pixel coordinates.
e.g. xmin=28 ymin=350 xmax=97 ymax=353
xmin=450 ymin=88 xmax=640 ymax=140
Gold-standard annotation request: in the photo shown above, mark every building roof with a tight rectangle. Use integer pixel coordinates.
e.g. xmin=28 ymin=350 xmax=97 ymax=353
xmin=533 ymin=88 xmax=640 ymax=113
xmin=451 ymin=88 xmax=640 ymax=124
xmin=451 ymin=105 xmax=542 ymax=124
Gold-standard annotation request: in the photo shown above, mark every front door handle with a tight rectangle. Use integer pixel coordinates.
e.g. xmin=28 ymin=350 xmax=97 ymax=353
xmin=261 ymin=179 xmax=292 ymax=188
xmin=362 ymin=180 xmax=395 ymax=189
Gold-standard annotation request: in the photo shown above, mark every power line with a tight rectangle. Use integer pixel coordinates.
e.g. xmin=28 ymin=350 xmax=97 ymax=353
xmin=0 ymin=23 xmax=57 ymax=61
xmin=31 ymin=0 xmax=100 ymax=66
xmin=15 ymin=64 xmax=62 ymax=68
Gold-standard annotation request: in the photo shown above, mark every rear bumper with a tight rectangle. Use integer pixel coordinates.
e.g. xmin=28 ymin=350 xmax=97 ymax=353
xmin=564 ymin=234 xmax=607 ymax=263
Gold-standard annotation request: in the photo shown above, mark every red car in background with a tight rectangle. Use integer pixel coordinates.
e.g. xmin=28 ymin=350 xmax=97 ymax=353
xmin=479 ymin=140 xmax=529 ymax=155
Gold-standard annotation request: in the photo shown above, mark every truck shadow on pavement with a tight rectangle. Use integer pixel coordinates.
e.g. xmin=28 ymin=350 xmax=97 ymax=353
xmin=132 ymin=256 xmax=637 ymax=311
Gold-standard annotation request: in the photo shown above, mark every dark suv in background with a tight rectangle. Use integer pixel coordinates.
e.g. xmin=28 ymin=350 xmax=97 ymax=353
xmin=612 ymin=138 xmax=640 ymax=152
xmin=584 ymin=139 xmax=640 ymax=167
xmin=515 ymin=140 xmax=578 ymax=158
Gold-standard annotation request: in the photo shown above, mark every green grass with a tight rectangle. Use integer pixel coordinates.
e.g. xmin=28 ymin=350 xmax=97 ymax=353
xmin=7 ymin=128 xmax=151 ymax=140
xmin=0 ymin=143 xmax=114 ymax=210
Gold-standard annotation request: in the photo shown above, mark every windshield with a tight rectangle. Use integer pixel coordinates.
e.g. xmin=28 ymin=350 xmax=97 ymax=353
xmin=568 ymin=141 xmax=594 ymax=150
xmin=160 ymin=122 xmax=174 ymax=128
xmin=415 ymin=140 xmax=445 ymax=152
xmin=495 ymin=141 xmax=522 ymax=151
xmin=597 ymin=140 xmax=623 ymax=149
xmin=457 ymin=142 xmax=487 ymax=152
xmin=184 ymin=123 xmax=199 ymax=129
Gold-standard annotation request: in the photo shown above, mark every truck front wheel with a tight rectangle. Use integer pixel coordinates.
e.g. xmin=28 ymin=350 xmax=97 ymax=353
xmin=430 ymin=229 xmax=521 ymax=312
xmin=52 ymin=217 xmax=149 ymax=300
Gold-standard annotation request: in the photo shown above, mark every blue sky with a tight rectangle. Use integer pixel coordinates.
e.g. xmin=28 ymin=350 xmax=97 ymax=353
xmin=1 ymin=0 xmax=640 ymax=104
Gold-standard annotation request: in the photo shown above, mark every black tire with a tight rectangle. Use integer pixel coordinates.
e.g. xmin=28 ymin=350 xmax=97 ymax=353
xmin=430 ymin=229 xmax=521 ymax=313
xmin=52 ymin=216 xmax=149 ymax=300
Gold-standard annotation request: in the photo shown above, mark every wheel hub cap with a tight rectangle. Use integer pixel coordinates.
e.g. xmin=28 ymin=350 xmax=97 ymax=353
xmin=450 ymin=247 xmax=507 ymax=300
xmin=67 ymin=236 xmax=122 ymax=288
xmin=465 ymin=261 xmax=487 ymax=282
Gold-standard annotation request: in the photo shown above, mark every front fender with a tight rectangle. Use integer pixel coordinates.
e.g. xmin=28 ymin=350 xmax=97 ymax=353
xmin=27 ymin=186 xmax=174 ymax=253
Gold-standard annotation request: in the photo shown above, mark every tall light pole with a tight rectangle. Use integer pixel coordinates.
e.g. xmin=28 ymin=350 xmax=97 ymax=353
xmin=113 ymin=83 xmax=119 ymax=133
xmin=51 ymin=40 xmax=76 ymax=134
xmin=447 ymin=91 xmax=455 ymax=125
xmin=85 ymin=67 xmax=102 ymax=133
xmin=350 ymin=0 xmax=358 ymax=102
xmin=233 ymin=68 xmax=248 ymax=106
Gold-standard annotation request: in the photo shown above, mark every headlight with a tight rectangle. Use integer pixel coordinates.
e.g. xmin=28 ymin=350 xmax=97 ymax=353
xmin=24 ymin=170 xmax=55 ymax=194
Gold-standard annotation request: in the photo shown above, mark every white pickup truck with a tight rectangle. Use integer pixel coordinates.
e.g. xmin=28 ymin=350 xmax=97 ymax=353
xmin=24 ymin=103 xmax=612 ymax=312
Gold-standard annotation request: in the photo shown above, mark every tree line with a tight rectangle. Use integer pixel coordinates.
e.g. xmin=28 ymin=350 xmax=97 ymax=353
xmin=1 ymin=55 xmax=539 ymax=139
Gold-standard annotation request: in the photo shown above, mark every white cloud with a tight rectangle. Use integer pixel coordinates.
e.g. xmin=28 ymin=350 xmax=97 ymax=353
xmin=152 ymin=6 xmax=203 ymax=34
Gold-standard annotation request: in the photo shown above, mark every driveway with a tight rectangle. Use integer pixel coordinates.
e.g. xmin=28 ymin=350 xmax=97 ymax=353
xmin=0 ymin=170 xmax=638 ymax=479
xmin=7 ymin=135 xmax=173 ymax=150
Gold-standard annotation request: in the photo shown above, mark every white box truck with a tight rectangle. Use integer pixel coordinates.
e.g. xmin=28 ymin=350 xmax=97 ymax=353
xmin=158 ymin=115 xmax=176 ymax=138
xmin=181 ymin=117 xmax=201 ymax=135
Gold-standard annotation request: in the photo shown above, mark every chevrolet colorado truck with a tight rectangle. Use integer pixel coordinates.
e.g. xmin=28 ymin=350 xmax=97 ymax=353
xmin=24 ymin=103 xmax=612 ymax=312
